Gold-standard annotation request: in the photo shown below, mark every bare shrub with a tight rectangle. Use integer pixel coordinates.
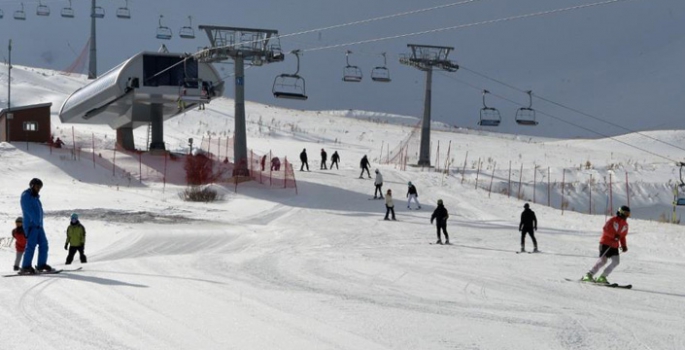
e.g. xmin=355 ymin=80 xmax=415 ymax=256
xmin=180 ymin=186 xmax=223 ymax=202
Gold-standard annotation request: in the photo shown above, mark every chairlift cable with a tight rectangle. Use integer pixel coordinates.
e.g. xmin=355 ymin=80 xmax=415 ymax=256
xmin=278 ymin=0 xmax=481 ymax=40
xmin=457 ymin=64 xmax=685 ymax=155
xmin=151 ymin=0 xmax=637 ymax=100
xmin=299 ymin=0 xmax=635 ymax=53
xmin=437 ymin=71 xmax=680 ymax=164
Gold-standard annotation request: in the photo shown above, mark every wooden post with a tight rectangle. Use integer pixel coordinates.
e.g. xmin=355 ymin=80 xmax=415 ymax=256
xmin=625 ymin=171 xmax=630 ymax=207
xmin=225 ymin=136 xmax=229 ymax=162
xmin=609 ymin=173 xmax=613 ymax=215
xmin=547 ymin=167 xmax=551 ymax=207
xmin=533 ymin=164 xmax=537 ymax=204
xmin=163 ymin=151 xmax=167 ymax=193
xmin=475 ymin=157 xmax=481 ymax=190
xmin=435 ymin=140 xmax=440 ymax=172
xmin=561 ymin=169 xmax=566 ymax=215
xmin=138 ymin=152 xmax=142 ymax=183
xmin=507 ymin=161 xmax=512 ymax=198
xmin=72 ymin=126 xmax=76 ymax=158
xmin=461 ymin=151 xmax=468 ymax=184
xmin=518 ymin=163 xmax=524 ymax=200
xmin=488 ymin=162 xmax=496 ymax=198
xmin=444 ymin=140 xmax=452 ymax=174
xmin=92 ymin=133 xmax=95 ymax=168
xmin=379 ymin=141 xmax=384 ymax=164
xmin=112 ymin=148 xmax=117 ymax=176
xmin=208 ymin=135 xmax=212 ymax=160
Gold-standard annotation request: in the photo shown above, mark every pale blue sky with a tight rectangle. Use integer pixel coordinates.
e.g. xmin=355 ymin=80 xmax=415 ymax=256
xmin=0 ymin=0 xmax=683 ymax=138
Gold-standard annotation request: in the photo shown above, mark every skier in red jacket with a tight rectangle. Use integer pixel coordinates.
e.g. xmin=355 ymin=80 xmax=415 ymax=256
xmin=11 ymin=217 xmax=26 ymax=271
xmin=582 ymin=206 xmax=630 ymax=284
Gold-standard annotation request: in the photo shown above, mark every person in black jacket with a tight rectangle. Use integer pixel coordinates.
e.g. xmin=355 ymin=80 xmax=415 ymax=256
xmin=430 ymin=199 xmax=449 ymax=244
xmin=519 ymin=203 xmax=538 ymax=252
xmin=330 ymin=151 xmax=340 ymax=170
xmin=299 ymin=148 xmax=309 ymax=172
xmin=320 ymin=149 xmax=328 ymax=170
xmin=406 ymin=181 xmax=421 ymax=209
xmin=359 ymin=155 xmax=371 ymax=178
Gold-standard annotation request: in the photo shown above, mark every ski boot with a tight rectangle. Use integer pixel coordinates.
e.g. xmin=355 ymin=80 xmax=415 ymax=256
xmin=13 ymin=265 xmax=19 ymax=271
xmin=533 ymin=247 xmax=539 ymax=253
xmin=595 ymin=275 xmax=609 ymax=284
xmin=36 ymin=264 xmax=55 ymax=273
xmin=18 ymin=267 xmax=36 ymax=275
xmin=520 ymin=247 xmax=526 ymax=253
xmin=445 ymin=240 xmax=451 ymax=245
xmin=581 ymin=272 xmax=594 ymax=282
xmin=436 ymin=240 xmax=443 ymax=245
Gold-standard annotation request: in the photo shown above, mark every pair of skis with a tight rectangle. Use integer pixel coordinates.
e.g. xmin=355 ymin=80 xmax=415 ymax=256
xmin=3 ymin=267 xmax=83 ymax=278
xmin=565 ymin=278 xmax=632 ymax=289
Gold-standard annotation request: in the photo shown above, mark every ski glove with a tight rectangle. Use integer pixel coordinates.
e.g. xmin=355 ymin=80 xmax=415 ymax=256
xmin=64 ymin=243 xmax=69 ymax=250
xmin=621 ymin=246 xmax=628 ymax=252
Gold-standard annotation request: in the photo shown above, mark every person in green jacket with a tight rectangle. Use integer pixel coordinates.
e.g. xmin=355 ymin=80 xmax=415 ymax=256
xmin=64 ymin=213 xmax=87 ymax=264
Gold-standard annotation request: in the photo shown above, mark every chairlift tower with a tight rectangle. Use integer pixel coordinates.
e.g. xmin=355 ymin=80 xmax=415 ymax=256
xmin=399 ymin=44 xmax=458 ymax=167
xmin=88 ymin=0 xmax=100 ymax=79
xmin=198 ymin=25 xmax=284 ymax=176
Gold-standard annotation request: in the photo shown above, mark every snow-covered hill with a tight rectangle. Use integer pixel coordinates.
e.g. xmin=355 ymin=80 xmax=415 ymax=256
xmin=1 ymin=66 xmax=685 ymax=349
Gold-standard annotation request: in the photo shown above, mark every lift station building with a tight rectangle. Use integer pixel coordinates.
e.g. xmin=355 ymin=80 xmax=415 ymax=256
xmin=59 ymin=51 xmax=224 ymax=151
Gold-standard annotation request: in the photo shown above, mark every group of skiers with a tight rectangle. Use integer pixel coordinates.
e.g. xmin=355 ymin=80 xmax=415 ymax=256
xmin=7 ymin=175 xmax=631 ymax=284
xmin=296 ymin=148 xmax=632 ymax=284
xmin=259 ymin=155 xmax=281 ymax=171
xmin=518 ymin=201 xmax=631 ymax=284
xmin=299 ymin=148 xmax=341 ymax=172
xmin=10 ymin=178 xmax=87 ymax=275
xmin=375 ymin=174 xmax=630 ymax=283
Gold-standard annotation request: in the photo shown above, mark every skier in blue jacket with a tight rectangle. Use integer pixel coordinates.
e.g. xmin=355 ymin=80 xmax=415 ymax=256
xmin=19 ymin=178 xmax=54 ymax=274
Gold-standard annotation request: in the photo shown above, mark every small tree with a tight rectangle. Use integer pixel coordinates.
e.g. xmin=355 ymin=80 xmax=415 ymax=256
xmin=182 ymin=153 xmax=227 ymax=202
xmin=184 ymin=153 xmax=215 ymax=185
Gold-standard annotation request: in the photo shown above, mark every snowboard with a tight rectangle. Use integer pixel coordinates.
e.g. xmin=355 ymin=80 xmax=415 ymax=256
xmin=564 ymin=278 xmax=632 ymax=289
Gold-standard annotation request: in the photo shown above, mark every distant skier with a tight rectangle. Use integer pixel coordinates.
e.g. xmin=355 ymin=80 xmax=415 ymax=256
xmin=430 ymin=199 xmax=449 ymax=244
xmin=54 ymin=137 xmax=65 ymax=148
xmin=11 ymin=217 xmax=26 ymax=271
xmin=384 ymin=189 xmax=396 ymax=221
xmin=64 ymin=213 xmax=87 ymax=265
xmin=260 ymin=155 xmax=267 ymax=171
xmin=406 ymin=181 xmax=421 ymax=209
xmin=330 ymin=151 xmax=340 ymax=170
xmin=270 ymin=156 xmax=281 ymax=171
xmin=299 ymin=148 xmax=310 ymax=171
xmin=19 ymin=178 xmax=54 ymax=275
xmin=320 ymin=149 xmax=328 ymax=170
xmin=582 ymin=205 xmax=630 ymax=284
xmin=373 ymin=169 xmax=384 ymax=199
xmin=359 ymin=155 xmax=371 ymax=178
xmin=519 ymin=203 xmax=538 ymax=253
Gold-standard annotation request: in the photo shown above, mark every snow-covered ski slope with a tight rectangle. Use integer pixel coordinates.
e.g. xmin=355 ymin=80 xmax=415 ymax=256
xmin=1 ymin=66 xmax=685 ymax=350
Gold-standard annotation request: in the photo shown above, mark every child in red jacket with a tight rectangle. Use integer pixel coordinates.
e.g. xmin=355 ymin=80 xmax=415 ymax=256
xmin=11 ymin=217 xmax=26 ymax=271
xmin=582 ymin=206 xmax=630 ymax=284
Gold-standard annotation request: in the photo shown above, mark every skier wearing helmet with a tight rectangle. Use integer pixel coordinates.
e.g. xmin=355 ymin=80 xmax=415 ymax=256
xmin=582 ymin=205 xmax=631 ymax=284
xmin=64 ymin=213 xmax=87 ymax=265
xmin=11 ymin=217 xmax=26 ymax=271
xmin=430 ymin=199 xmax=449 ymax=244
xmin=19 ymin=178 xmax=54 ymax=274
